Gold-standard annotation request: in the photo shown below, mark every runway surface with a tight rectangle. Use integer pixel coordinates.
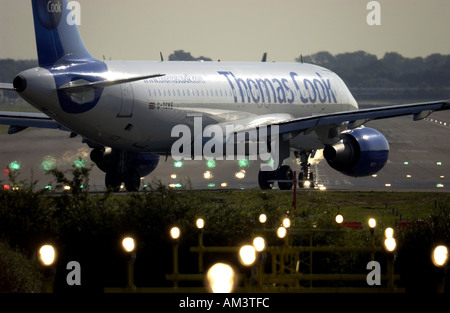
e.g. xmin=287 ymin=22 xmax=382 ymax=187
xmin=1 ymin=101 xmax=450 ymax=192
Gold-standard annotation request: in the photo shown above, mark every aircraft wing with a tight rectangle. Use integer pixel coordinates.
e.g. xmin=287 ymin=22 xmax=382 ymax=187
xmin=0 ymin=83 xmax=14 ymax=90
xmin=276 ymin=100 xmax=450 ymax=136
xmin=0 ymin=111 xmax=70 ymax=134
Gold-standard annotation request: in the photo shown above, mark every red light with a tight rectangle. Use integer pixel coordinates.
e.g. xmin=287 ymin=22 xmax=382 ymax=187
xmin=3 ymin=185 xmax=10 ymax=190
xmin=3 ymin=168 xmax=10 ymax=176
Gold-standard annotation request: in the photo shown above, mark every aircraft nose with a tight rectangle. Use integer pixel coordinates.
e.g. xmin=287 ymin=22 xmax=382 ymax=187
xmin=13 ymin=75 xmax=27 ymax=92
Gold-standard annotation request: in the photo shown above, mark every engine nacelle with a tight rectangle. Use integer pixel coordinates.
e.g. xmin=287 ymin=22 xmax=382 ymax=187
xmin=323 ymin=127 xmax=389 ymax=177
xmin=90 ymin=148 xmax=160 ymax=177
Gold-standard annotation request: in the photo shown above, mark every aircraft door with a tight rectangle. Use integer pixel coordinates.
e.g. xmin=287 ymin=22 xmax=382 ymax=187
xmin=117 ymin=83 xmax=134 ymax=117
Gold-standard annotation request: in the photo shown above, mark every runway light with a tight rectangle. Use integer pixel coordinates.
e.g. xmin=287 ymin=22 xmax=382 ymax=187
xmin=73 ymin=158 xmax=86 ymax=168
xmin=238 ymin=158 xmax=250 ymax=168
xmin=303 ymin=180 xmax=311 ymax=188
xmin=437 ymin=162 xmax=442 ymax=166
xmin=206 ymin=263 xmax=235 ymax=293
xmin=239 ymin=245 xmax=256 ymax=266
xmin=122 ymin=237 xmax=135 ymax=252
xmin=207 ymin=183 xmax=216 ymax=188
xmin=170 ymin=174 xmax=177 ymax=179
xmin=235 ymin=170 xmax=245 ymax=179
xmin=173 ymin=161 xmax=183 ymax=168
xmin=196 ymin=218 xmax=205 ymax=229
xmin=9 ymin=161 xmax=21 ymax=171
xmin=385 ymin=183 xmax=392 ymax=187
xmin=206 ymin=159 xmax=216 ymax=169
xmin=220 ymin=182 xmax=227 ymax=187
xmin=372 ymin=174 xmax=378 ymax=178
xmin=203 ymin=171 xmax=213 ymax=179
xmin=432 ymin=245 xmax=448 ymax=267
xmin=277 ymin=226 xmax=287 ymax=239
xmin=335 ymin=214 xmax=344 ymax=224
xmin=436 ymin=184 xmax=444 ymax=188
xmin=253 ymin=236 xmax=265 ymax=252
xmin=63 ymin=185 xmax=71 ymax=191
xmin=170 ymin=227 xmax=180 ymax=240
xmin=39 ymin=245 xmax=56 ymax=266
xmin=368 ymin=218 xmax=376 ymax=229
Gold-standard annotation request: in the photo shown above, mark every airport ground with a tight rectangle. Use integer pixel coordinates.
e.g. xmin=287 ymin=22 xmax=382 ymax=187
xmin=0 ymin=99 xmax=449 ymax=297
xmin=2 ymin=99 xmax=450 ymax=193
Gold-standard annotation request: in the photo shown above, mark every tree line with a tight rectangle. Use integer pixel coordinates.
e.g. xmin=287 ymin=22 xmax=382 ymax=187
xmin=1 ymin=51 xmax=449 ymax=101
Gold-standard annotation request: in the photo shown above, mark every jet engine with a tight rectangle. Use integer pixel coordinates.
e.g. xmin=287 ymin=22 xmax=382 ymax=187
xmin=323 ymin=127 xmax=389 ymax=177
xmin=90 ymin=147 xmax=160 ymax=191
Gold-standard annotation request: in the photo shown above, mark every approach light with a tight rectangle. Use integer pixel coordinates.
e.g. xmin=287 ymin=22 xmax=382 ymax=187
xmin=282 ymin=217 xmax=291 ymax=228
xmin=384 ymin=237 xmax=397 ymax=252
xmin=206 ymin=263 xmax=236 ymax=293
xmin=239 ymin=245 xmax=256 ymax=266
xmin=384 ymin=227 xmax=394 ymax=239
xmin=368 ymin=218 xmax=376 ymax=229
xmin=170 ymin=226 xmax=181 ymax=240
xmin=432 ymin=245 xmax=448 ymax=267
xmin=253 ymin=237 xmax=265 ymax=252
xmin=335 ymin=214 xmax=344 ymax=224
xmin=39 ymin=245 xmax=56 ymax=266
xmin=259 ymin=214 xmax=267 ymax=224
xmin=196 ymin=218 xmax=205 ymax=229
xmin=277 ymin=226 xmax=287 ymax=239
xmin=122 ymin=237 xmax=135 ymax=253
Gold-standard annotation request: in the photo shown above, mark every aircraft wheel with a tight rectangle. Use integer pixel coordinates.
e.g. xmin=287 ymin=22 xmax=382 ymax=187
xmin=277 ymin=165 xmax=293 ymax=190
xmin=105 ymin=171 xmax=122 ymax=192
xmin=258 ymin=170 xmax=274 ymax=190
xmin=298 ymin=172 xmax=304 ymax=188
xmin=124 ymin=169 xmax=141 ymax=192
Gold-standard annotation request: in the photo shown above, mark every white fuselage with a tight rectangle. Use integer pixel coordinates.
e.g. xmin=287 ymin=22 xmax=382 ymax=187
xmin=20 ymin=61 xmax=358 ymax=154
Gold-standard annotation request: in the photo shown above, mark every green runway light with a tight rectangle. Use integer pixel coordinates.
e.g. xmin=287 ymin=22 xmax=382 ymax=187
xmin=9 ymin=161 xmax=21 ymax=171
xmin=207 ymin=183 xmax=216 ymax=188
xmin=238 ymin=158 xmax=250 ymax=168
xmin=206 ymin=159 xmax=216 ymax=169
xmin=74 ymin=158 xmax=87 ymax=168
xmin=41 ymin=156 xmax=56 ymax=171
xmin=174 ymin=161 xmax=183 ymax=168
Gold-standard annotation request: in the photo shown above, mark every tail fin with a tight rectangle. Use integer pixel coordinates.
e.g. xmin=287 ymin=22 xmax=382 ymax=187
xmin=32 ymin=0 xmax=96 ymax=66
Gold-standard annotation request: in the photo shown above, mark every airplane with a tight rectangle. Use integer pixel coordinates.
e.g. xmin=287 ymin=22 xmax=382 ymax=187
xmin=0 ymin=0 xmax=449 ymax=192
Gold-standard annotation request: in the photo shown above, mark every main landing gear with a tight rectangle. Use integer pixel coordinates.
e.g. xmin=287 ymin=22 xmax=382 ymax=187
xmin=258 ymin=150 xmax=315 ymax=190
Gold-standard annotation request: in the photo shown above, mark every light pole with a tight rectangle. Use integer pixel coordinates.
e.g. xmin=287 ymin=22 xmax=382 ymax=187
xmin=196 ymin=218 xmax=205 ymax=273
xmin=39 ymin=244 xmax=56 ymax=293
xmin=170 ymin=226 xmax=181 ymax=288
xmin=432 ymin=245 xmax=448 ymax=293
xmin=121 ymin=236 xmax=136 ymax=290
xmin=206 ymin=263 xmax=236 ymax=293
xmin=368 ymin=218 xmax=376 ymax=261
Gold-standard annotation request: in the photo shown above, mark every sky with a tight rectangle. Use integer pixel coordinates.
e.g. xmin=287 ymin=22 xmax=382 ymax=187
xmin=0 ymin=0 xmax=449 ymax=62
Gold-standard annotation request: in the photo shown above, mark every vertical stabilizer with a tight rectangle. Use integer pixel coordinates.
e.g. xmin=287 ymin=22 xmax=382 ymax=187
xmin=32 ymin=0 xmax=96 ymax=66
